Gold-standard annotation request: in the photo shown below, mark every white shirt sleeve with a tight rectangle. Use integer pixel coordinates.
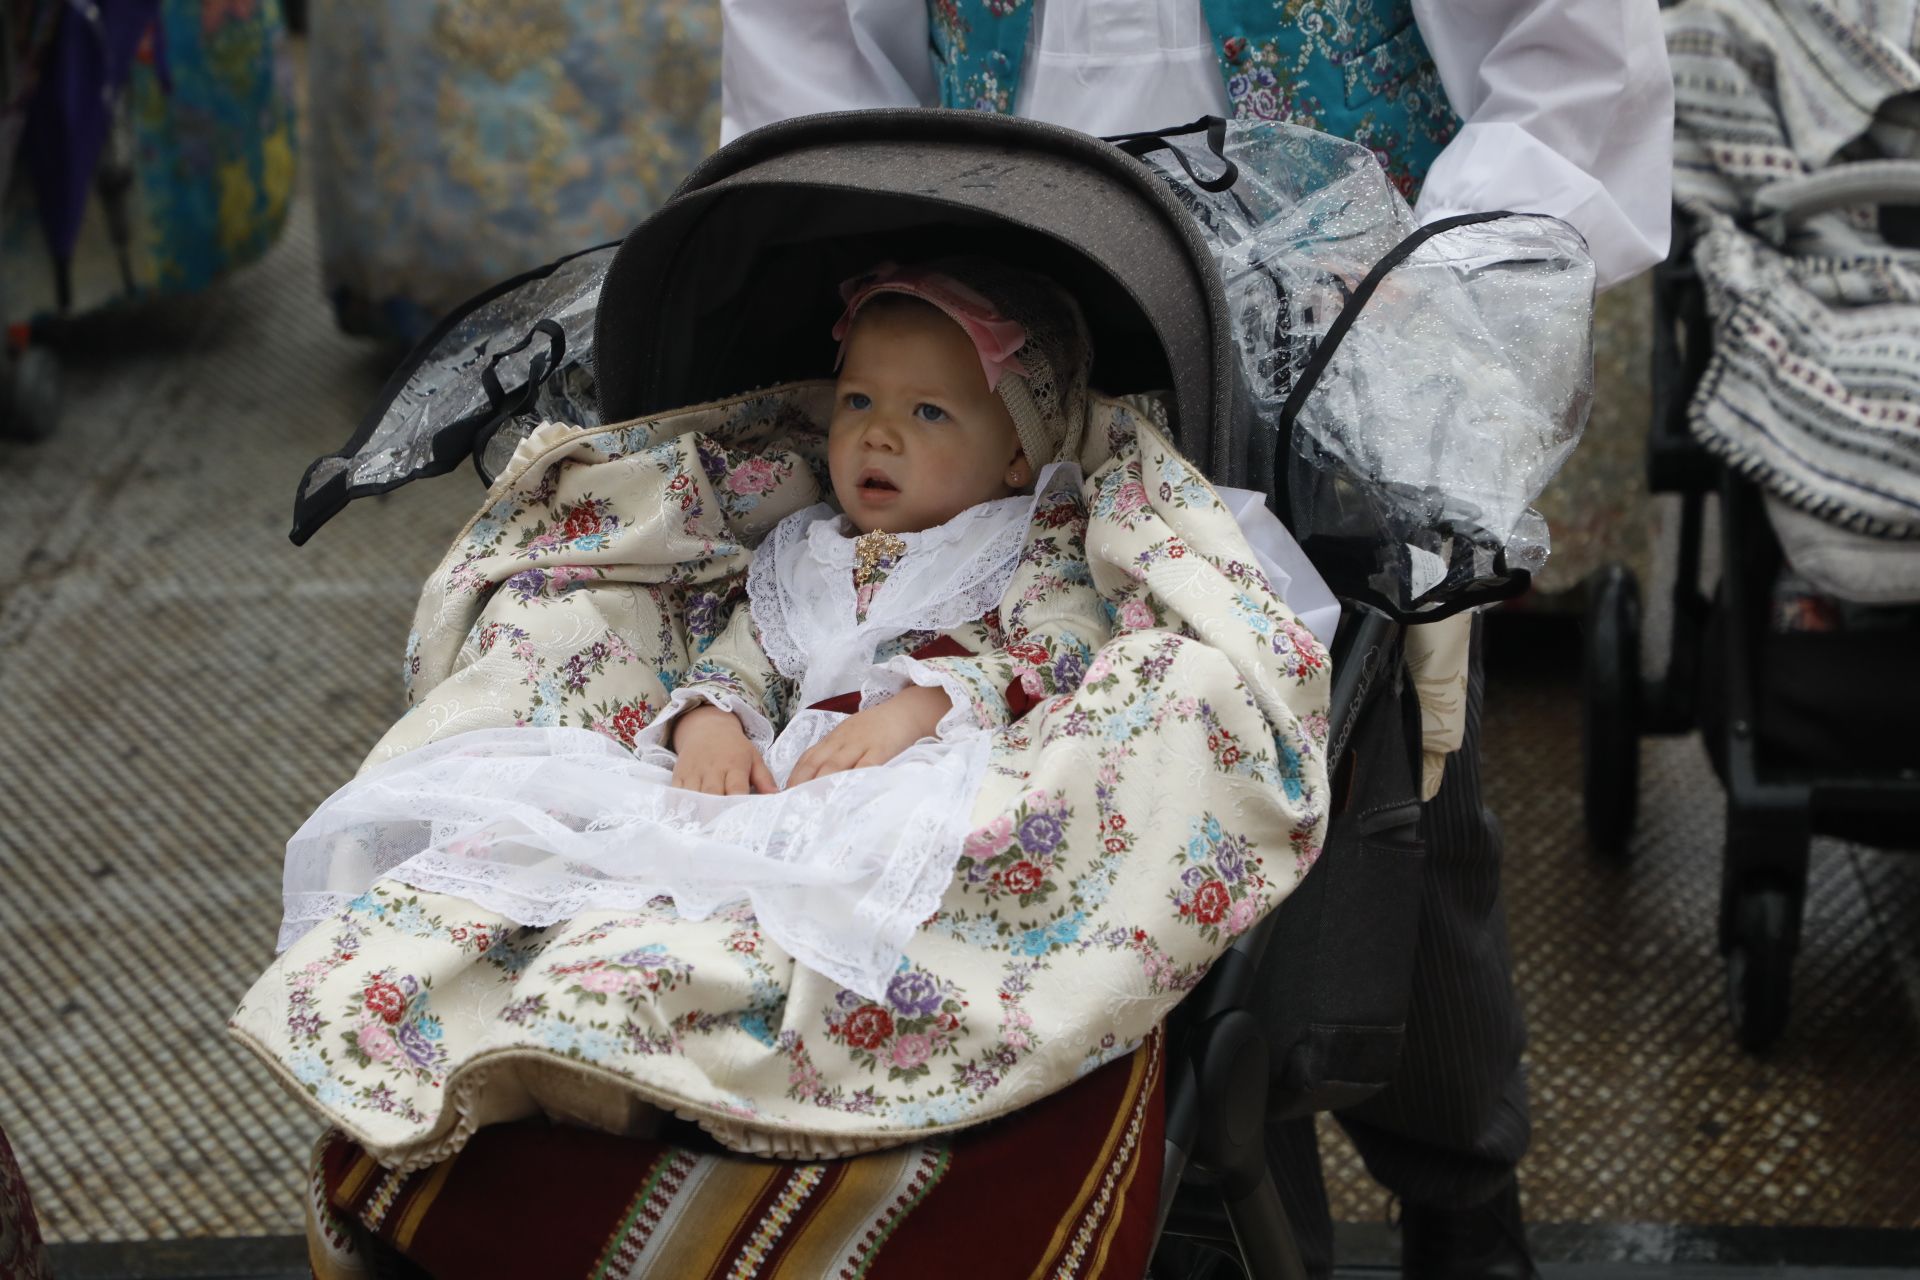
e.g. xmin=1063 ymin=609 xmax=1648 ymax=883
xmin=720 ymin=0 xmax=936 ymax=145
xmin=1410 ymin=0 xmax=1674 ymax=290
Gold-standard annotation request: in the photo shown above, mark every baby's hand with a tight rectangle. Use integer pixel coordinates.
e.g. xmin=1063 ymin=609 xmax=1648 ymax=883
xmin=669 ymin=705 xmax=777 ymax=795
xmin=787 ymin=685 xmax=953 ymax=786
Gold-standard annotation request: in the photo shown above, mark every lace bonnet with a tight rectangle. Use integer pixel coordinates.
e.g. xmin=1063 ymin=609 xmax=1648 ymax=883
xmin=833 ymin=258 xmax=1093 ymax=472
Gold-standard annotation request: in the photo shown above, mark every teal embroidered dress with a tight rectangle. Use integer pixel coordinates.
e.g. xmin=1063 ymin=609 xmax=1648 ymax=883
xmin=928 ymin=0 xmax=1459 ymax=197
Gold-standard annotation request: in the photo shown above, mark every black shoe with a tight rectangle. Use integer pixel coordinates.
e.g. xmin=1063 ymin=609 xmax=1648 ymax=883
xmin=1398 ymin=1181 xmax=1540 ymax=1280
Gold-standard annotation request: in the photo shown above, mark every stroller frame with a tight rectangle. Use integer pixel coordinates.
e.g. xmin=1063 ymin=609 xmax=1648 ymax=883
xmin=1580 ymin=206 xmax=1920 ymax=1053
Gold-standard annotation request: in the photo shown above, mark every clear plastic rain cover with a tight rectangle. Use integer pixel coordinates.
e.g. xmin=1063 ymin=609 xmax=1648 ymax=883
xmin=290 ymin=245 xmax=614 ymax=544
xmin=1137 ymin=121 xmax=1596 ymax=618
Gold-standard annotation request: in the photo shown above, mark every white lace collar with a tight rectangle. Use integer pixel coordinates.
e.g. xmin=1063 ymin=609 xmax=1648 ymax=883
xmin=749 ymin=462 xmax=1079 ymax=710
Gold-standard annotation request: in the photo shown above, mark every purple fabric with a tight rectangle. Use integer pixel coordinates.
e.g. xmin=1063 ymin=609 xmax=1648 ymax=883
xmin=22 ymin=0 xmax=162 ymax=265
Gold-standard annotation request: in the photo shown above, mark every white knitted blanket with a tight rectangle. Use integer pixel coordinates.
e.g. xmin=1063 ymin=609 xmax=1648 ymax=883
xmin=1668 ymin=0 xmax=1920 ymax=539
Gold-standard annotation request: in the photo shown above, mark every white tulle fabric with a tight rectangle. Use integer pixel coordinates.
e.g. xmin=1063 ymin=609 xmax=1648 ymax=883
xmin=278 ymin=724 xmax=990 ymax=1001
xmin=278 ymin=473 xmax=1080 ymax=1001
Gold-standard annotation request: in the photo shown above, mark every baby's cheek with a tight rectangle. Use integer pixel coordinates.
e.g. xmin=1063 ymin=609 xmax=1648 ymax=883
xmin=937 ymin=442 xmax=994 ymax=492
xmin=823 ymin=450 xmax=854 ymax=505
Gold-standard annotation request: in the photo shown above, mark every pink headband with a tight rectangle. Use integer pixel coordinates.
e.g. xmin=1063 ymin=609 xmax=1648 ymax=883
xmin=831 ymin=262 xmax=1030 ymax=391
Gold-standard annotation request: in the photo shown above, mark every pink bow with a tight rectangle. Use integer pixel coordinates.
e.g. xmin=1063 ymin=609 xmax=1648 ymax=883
xmin=831 ymin=262 xmax=1030 ymax=390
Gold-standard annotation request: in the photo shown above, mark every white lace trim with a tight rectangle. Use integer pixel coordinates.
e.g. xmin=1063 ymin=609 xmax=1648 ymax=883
xmin=629 ymin=684 xmax=777 ymax=760
xmin=278 ymin=726 xmax=989 ymax=1001
xmin=747 ymin=464 xmax=1081 ymax=711
xmin=745 ymin=501 xmax=831 ymax=682
xmin=862 ymin=656 xmax=995 ymax=738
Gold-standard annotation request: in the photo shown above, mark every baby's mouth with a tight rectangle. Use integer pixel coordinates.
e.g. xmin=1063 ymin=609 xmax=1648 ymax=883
xmin=857 ymin=469 xmax=900 ymax=496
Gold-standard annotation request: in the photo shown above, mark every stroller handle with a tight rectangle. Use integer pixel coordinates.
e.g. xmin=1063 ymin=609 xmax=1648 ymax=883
xmin=1752 ymin=159 xmax=1920 ymax=245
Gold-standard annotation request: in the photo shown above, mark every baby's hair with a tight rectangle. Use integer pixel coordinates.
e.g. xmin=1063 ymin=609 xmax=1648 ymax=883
xmin=841 ymin=291 xmax=944 ymax=325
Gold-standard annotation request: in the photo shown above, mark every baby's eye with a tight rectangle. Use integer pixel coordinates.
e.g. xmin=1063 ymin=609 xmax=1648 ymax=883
xmin=914 ymin=403 xmax=949 ymax=423
xmin=845 ymin=392 xmax=872 ymax=411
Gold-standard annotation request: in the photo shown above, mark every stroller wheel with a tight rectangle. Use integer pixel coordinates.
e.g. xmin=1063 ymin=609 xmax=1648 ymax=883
xmin=1 ymin=346 xmax=62 ymax=443
xmin=1580 ymin=563 xmax=1642 ymax=856
xmin=1725 ymin=884 xmax=1793 ymax=1053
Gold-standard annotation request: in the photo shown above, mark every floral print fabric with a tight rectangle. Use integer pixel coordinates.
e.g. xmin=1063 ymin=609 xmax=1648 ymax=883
xmin=231 ymin=384 xmax=1331 ymax=1165
xmin=309 ymin=0 xmax=719 ymax=340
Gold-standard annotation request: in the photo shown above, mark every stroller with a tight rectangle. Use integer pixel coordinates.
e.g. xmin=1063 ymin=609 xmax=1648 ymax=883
xmin=277 ymin=110 xmax=1592 ymax=1277
xmin=1581 ymin=0 xmax=1920 ymax=1052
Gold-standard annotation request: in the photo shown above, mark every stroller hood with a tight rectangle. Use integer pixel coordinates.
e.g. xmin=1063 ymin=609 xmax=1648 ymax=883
xmin=591 ymin=109 xmax=1249 ymax=484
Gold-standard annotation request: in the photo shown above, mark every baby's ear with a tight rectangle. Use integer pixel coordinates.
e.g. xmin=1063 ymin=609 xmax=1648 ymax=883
xmin=1005 ymin=448 xmax=1033 ymax=489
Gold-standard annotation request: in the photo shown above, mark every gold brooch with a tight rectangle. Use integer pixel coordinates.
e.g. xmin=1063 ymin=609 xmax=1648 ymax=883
xmin=852 ymin=530 xmax=907 ymax=584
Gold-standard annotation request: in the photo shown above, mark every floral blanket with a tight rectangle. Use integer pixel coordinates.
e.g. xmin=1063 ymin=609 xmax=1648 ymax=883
xmin=231 ymin=385 xmax=1330 ymax=1165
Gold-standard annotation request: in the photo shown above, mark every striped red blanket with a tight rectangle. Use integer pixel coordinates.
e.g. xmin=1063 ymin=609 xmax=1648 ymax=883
xmin=309 ymin=1028 xmax=1162 ymax=1279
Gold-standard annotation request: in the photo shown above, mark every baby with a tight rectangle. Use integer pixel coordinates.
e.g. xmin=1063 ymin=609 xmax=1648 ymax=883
xmin=651 ymin=258 xmax=1096 ymax=797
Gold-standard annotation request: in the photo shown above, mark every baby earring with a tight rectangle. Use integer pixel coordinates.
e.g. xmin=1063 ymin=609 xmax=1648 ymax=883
xmin=1007 ymin=466 xmax=1027 ymax=486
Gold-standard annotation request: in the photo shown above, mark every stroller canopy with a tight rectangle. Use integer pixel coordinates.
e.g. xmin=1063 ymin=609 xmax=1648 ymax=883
xmin=591 ymin=109 xmax=1249 ymax=484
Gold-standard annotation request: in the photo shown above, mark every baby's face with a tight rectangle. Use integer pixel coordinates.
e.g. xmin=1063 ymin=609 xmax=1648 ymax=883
xmin=828 ymin=298 xmax=1025 ymax=534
